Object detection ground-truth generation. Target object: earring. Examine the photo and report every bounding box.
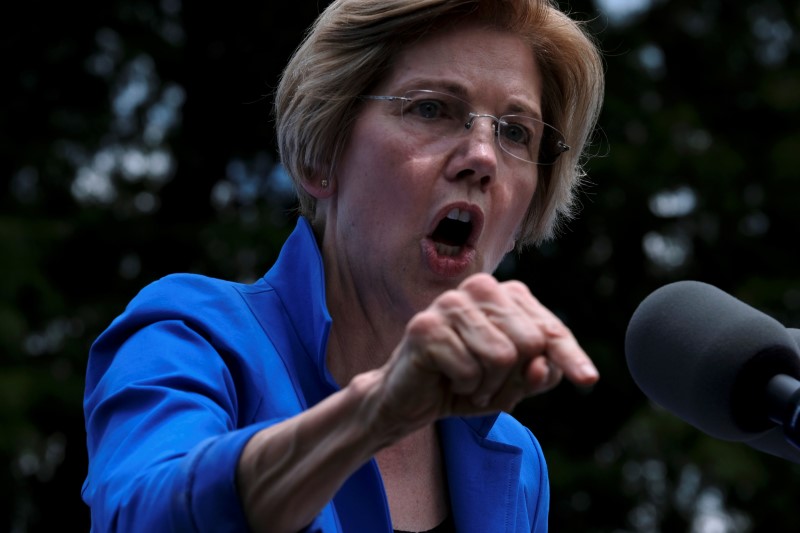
[321,179,329,188]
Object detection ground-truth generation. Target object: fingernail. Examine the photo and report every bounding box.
[579,363,599,381]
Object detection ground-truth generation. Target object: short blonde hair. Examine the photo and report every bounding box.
[276,0,604,246]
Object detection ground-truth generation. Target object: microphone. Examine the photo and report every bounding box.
[625,280,800,463]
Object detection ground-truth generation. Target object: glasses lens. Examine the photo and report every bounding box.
[399,90,468,138]
[497,116,567,165]
[396,90,567,165]
[497,116,539,164]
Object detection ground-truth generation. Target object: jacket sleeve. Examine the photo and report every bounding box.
[82,272,378,533]
[82,312,279,532]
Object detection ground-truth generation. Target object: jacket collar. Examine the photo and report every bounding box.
[260,217,338,402]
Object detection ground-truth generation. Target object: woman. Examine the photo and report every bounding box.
[82,0,605,531]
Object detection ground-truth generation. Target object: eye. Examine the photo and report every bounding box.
[408,98,446,120]
[500,121,532,146]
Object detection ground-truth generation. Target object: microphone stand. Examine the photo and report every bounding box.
[766,374,800,449]
[770,328,800,450]
[765,374,800,450]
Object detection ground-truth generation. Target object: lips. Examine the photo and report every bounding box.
[422,203,484,277]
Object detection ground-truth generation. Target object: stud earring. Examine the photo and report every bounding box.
[321,179,329,188]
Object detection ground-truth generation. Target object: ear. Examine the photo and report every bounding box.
[505,239,516,254]
[505,226,522,254]
[299,173,336,199]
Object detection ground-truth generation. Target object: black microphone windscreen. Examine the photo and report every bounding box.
[625,280,800,442]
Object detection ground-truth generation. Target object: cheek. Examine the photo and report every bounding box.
[490,177,537,255]
[336,133,431,229]
[338,118,419,184]
[505,176,538,224]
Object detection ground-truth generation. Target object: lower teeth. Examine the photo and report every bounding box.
[434,243,461,257]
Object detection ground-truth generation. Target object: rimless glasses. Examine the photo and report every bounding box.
[361,89,569,165]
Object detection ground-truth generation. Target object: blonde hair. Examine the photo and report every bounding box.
[276,0,604,246]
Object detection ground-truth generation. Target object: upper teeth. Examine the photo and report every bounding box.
[446,208,472,223]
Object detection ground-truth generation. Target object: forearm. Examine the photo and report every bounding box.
[237,369,406,533]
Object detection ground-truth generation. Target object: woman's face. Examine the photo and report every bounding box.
[316,21,544,316]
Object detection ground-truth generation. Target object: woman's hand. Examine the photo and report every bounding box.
[237,273,598,533]
[374,273,599,433]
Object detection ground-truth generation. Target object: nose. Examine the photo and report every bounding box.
[463,114,503,159]
[451,114,499,188]
[464,113,500,135]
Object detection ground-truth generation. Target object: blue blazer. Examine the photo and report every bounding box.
[83,217,550,532]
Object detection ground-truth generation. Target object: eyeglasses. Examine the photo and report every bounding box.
[361,89,569,165]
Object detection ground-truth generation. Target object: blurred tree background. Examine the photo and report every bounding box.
[2,0,799,531]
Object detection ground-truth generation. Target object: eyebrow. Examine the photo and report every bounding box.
[397,78,470,99]
[396,78,541,118]
[506,101,541,118]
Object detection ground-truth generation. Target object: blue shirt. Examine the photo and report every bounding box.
[83,217,550,532]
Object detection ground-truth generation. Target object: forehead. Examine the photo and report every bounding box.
[378,21,542,110]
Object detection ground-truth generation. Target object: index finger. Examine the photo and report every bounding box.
[539,319,599,387]
[503,281,599,387]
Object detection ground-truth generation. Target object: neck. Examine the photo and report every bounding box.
[377,425,450,531]
[316,226,411,387]
[325,313,400,387]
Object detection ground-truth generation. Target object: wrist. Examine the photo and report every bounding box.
[347,368,415,453]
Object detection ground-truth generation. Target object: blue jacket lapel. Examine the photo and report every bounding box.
[439,416,524,533]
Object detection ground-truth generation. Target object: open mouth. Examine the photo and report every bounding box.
[430,208,475,257]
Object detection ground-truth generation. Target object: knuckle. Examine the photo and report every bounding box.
[434,289,470,311]
[544,318,573,339]
[458,273,500,296]
[503,279,530,294]
[503,279,536,299]
[489,342,518,368]
[406,309,445,337]
[522,331,547,355]
[453,362,482,385]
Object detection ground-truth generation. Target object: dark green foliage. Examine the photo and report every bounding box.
[2,0,799,530]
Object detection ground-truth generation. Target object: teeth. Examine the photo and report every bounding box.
[434,242,461,257]
[446,208,472,223]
